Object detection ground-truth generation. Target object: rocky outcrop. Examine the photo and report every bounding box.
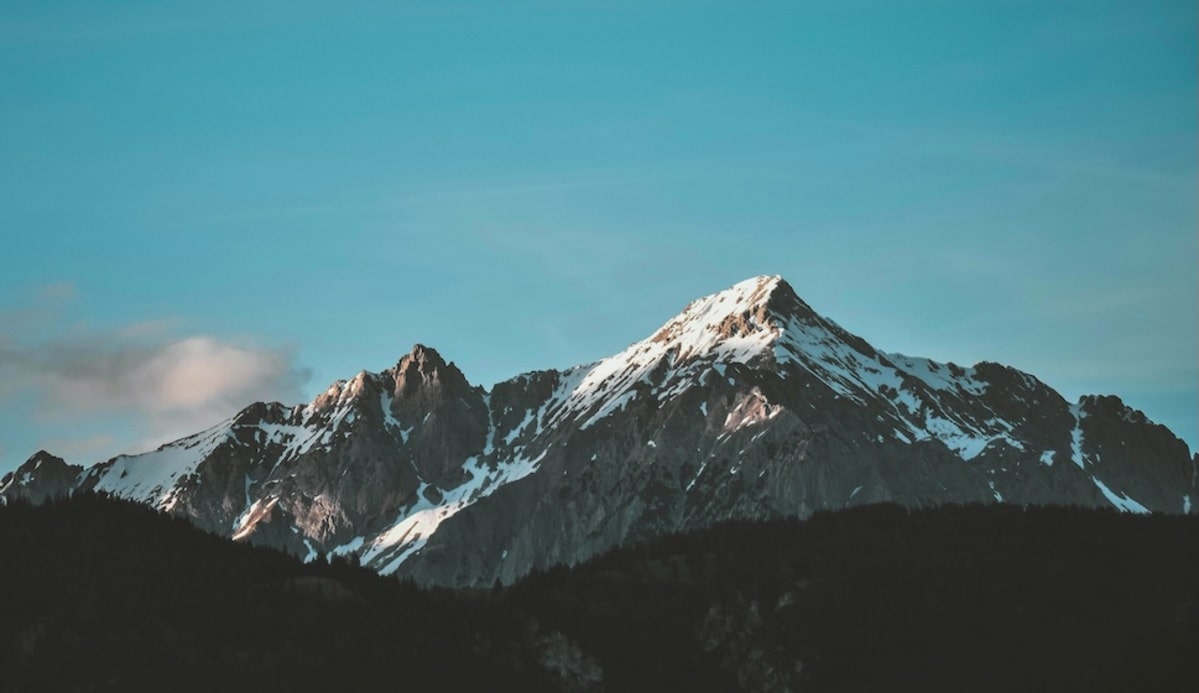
[0,451,81,505]
[5,276,1194,587]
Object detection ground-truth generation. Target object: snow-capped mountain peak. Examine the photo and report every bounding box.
[652,274,787,352]
[530,276,810,432]
[6,275,1194,588]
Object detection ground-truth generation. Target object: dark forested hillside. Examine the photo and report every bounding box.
[0,494,556,692]
[2,495,1196,691]
[509,504,1199,692]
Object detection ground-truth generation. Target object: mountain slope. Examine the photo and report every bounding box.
[6,275,1195,586]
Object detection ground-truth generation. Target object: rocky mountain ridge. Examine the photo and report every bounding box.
[4,275,1195,587]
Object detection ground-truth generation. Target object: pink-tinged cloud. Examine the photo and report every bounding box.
[42,336,306,415]
[0,288,310,464]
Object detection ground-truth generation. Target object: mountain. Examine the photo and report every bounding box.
[5,275,1195,587]
[0,451,81,505]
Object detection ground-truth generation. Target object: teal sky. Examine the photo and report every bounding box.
[1,1,1195,474]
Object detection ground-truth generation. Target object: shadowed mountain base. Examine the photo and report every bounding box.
[2,494,1195,691]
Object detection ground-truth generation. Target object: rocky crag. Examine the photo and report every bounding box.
[4,276,1194,587]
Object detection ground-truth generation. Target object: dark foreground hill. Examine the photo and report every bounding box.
[0,494,555,692]
[1,495,1196,691]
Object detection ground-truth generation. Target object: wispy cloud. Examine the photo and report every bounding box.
[24,335,308,419]
[0,284,310,463]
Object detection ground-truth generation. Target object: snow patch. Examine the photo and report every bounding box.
[722,389,782,432]
[232,496,278,541]
[884,353,988,396]
[94,420,231,509]
[528,277,785,432]
[1069,403,1087,469]
[1092,477,1149,514]
[329,535,365,558]
[380,392,413,444]
[918,416,1025,461]
[686,458,710,492]
[363,450,548,574]
[504,407,537,445]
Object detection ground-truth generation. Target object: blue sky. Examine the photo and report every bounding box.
[1,0,1195,473]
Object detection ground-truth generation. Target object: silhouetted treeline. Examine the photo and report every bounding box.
[510,503,1199,692]
[2,495,1196,691]
[0,493,555,691]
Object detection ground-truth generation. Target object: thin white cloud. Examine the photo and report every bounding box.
[0,285,310,464]
[33,335,307,417]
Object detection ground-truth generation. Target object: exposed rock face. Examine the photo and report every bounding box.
[0,451,82,505]
[5,276,1195,586]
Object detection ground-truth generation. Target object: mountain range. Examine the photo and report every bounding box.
[3,275,1194,587]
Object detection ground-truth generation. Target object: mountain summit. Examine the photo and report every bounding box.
[5,276,1194,586]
